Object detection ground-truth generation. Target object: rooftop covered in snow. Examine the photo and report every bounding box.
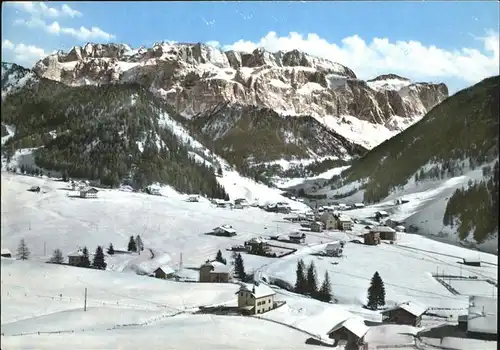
[238,282,275,299]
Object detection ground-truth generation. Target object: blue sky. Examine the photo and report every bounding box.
[2,1,499,92]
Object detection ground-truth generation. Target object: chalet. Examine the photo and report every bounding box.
[79,187,99,199]
[320,212,337,230]
[310,221,324,232]
[289,232,306,244]
[266,203,291,214]
[466,295,497,340]
[381,301,427,327]
[352,203,365,209]
[338,215,353,231]
[371,226,397,241]
[245,238,271,253]
[375,210,389,221]
[363,231,381,245]
[234,204,244,209]
[212,225,237,237]
[463,257,481,267]
[1,249,12,258]
[236,282,276,315]
[68,250,85,266]
[199,261,230,283]
[325,242,343,257]
[326,318,368,348]
[187,195,199,202]
[154,265,175,279]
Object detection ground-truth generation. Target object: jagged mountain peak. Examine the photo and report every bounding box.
[367,73,410,82]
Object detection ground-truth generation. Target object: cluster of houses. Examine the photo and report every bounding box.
[211,198,252,210]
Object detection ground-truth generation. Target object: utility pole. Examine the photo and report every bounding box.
[84,288,87,312]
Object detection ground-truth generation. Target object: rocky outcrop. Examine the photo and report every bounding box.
[33,42,448,124]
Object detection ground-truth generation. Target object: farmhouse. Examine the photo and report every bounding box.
[154,265,175,279]
[320,212,337,230]
[462,257,481,267]
[236,282,276,315]
[325,242,343,257]
[234,198,247,205]
[1,249,12,258]
[245,238,271,253]
[79,187,99,198]
[310,221,324,232]
[67,250,85,266]
[363,231,381,245]
[465,295,497,340]
[288,232,306,244]
[326,318,368,347]
[212,225,237,236]
[199,261,230,283]
[371,226,397,241]
[338,215,353,231]
[381,301,427,327]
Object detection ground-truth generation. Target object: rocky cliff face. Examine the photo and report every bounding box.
[33,42,449,143]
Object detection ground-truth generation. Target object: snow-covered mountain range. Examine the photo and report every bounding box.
[31,42,448,150]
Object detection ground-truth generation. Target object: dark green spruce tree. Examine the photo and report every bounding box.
[318,271,332,302]
[80,247,91,268]
[215,250,227,264]
[234,253,246,281]
[306,261,318,297]
[367,271,385,310]
[92,246,107,270]
[127,236,137,252]
[107,243,115,255]
[294,259,307,294]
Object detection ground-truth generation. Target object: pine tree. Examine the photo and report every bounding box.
[127,236,137,252]
[294,259,307,294]
[375,272,386,308]
[135,235,144,251]
[80,246,91,268]
[367,271,385,310]
[234,253,246,281]
[306,261,318,296]
[17,239,30,260]
[50,249,64,264]
[215,250,227,265]
[92,246,107,270]
[318,271,332,302]
[107,243,115,255]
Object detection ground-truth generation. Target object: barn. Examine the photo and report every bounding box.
[381,301,427,327]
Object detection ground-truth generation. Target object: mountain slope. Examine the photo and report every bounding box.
[32,43,448,151]
[313,75,499,244]
[1,78,230,198]
[1,62,37,99]
[188,103,367,169]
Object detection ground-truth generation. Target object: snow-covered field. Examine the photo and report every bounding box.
[2,172,498,349]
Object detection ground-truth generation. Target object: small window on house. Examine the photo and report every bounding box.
[240,292,243,296]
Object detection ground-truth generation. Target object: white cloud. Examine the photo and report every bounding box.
[2,39,47,66]
[205,41,221,48]
[222,31,499,85]
[11,2,80,18]
[61,4,82,18]
[14,18,115,41]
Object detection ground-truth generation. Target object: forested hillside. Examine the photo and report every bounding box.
[1,79,229,199]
